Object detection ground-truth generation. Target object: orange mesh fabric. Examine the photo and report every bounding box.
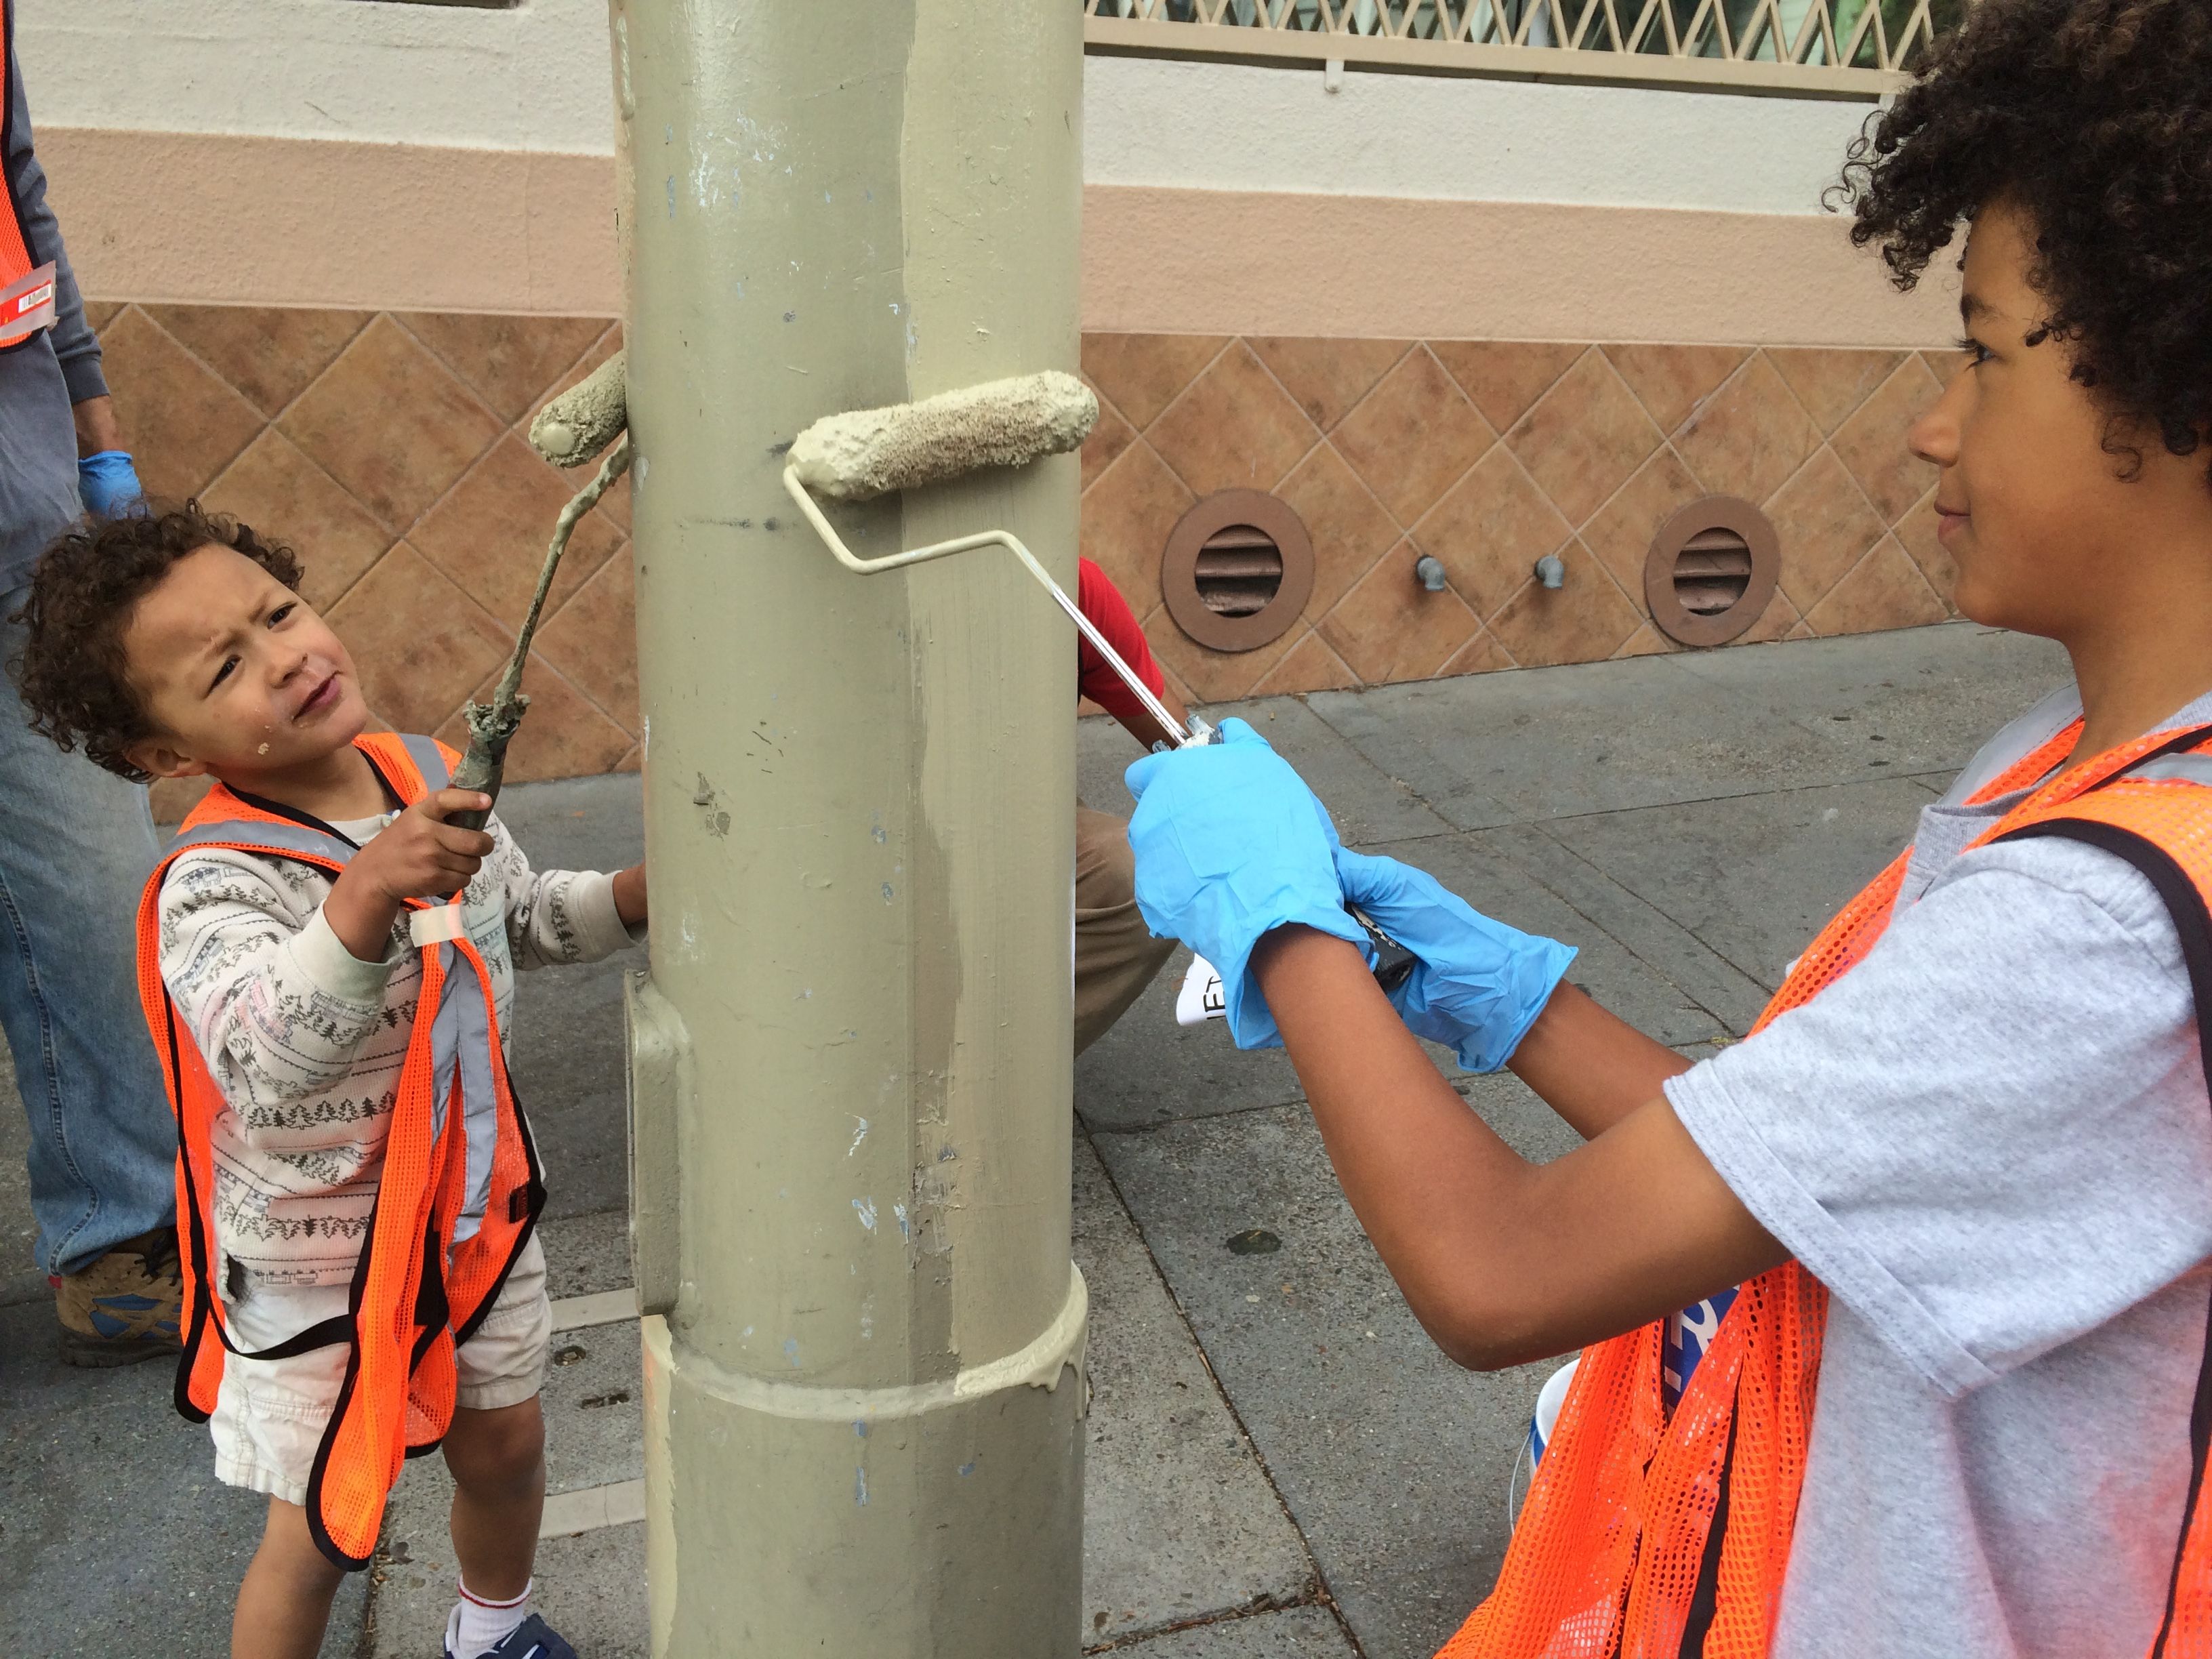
[0,0,37,284]
[1439,719,2104,1659]
[133,733,540,1570]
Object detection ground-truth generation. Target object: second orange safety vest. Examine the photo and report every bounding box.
[134,733,544,1570]
[1442,708,2212,1658]
[0,0,60,349]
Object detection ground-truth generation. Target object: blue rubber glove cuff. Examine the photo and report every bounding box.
[78,450,144,518]
[1125,718,1370,1050]
[1334,846,1576,1073]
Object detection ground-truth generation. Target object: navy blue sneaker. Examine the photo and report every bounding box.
[445,1613,579,1659]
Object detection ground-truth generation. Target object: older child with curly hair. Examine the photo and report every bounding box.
[1121,1,2212,1654]
[14,506,647,1659]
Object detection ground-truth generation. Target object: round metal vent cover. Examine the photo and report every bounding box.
[1644,495,1781,649]
[1162,489,1315,654]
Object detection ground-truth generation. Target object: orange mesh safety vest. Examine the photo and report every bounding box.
[0,0,61,349]
[1443,707,2212,1659]
[134,733,544,1570]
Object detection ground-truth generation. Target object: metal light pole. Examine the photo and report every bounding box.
[612,1,1087,1651]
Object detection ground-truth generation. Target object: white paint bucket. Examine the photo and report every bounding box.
[1506,1355,1580,1528]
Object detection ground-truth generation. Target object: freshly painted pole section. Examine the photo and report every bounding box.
[613,1,1086,1652]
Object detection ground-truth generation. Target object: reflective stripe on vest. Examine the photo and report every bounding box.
[134,733,544,1571]
[1443,716,2212,1659]
[0,0,59,350]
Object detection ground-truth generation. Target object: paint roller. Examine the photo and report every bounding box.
[780,372,1214,751]
[779,373,1416,1018]
[446,355,632,831]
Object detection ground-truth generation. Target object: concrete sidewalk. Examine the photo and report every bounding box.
[0,621,2069,1657]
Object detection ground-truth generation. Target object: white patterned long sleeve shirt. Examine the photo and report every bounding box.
[156,809,640,1288]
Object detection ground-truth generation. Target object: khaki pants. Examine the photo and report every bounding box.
[1075,806,1177,1054]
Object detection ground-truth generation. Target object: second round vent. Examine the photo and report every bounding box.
[1192,525,1285,617]
[1644,496,1780,649]
[1162,489,1314,653]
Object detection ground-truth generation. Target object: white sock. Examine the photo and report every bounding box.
[445,1577,533,1658]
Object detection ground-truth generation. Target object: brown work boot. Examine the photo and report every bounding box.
[53,1227,184,1368]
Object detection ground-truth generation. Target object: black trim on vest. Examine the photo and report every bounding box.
[2107,726,2212,786]
[1678,1409,1740,1658]
[222,788,363,851]
[1996,817,2212,1658]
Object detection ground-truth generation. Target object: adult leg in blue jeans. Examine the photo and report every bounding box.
[1,30,180,1364]
[0,577,179,1364]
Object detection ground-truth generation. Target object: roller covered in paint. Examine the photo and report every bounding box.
[529,349,630,469]
[781,371,1204,747]
[786,370,1097,503]
[782,373,1416,1005]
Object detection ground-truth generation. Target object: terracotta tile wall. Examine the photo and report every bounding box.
[1079,335,1963,705]
[77,303,634,822]
[81,305,1960,816]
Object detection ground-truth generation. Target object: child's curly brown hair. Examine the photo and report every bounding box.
[1835,0,2212,482]
[12,504,305,782]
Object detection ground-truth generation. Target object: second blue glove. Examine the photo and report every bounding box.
[1334,846,1576,1073]
[1124,718,1369,1049]
[78,451,144,518]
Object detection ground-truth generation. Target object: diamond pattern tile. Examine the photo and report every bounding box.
[1411,447,1573,621]
[1080,333,1227,430]
[1612,622,1673,660]
[1767,348,1908,436]
[145,305,373,419]
[1763,447,1888,613]
[325,542,510,736]
[436,655,634,787]
[1081,395,1139,491]
[1273,443,1401,623]
[1429,340,1584,433]
[1891,488,1957,611]
[1673,353,1823,508]
[1146,342,1320,497]
[1440,630,1515,677]
[1319,540,1480,684]
[1080,440,1195,617]
[1802,535,1948,637]
[282,316,503,533]
[409,433,624,628]
[1484,539,1643,669]
[1332,348,1494,527]
[1603,344,1748,436]
[1248,337,1412,432]
[1830,356,1945,525]
[202,428,394,613]
[535,545,639,734]
[1250,628,1359,697]
[1141,602,1302,705]
[1578,445,1704,598]
[98,308,265,502]
[1506,350,1664,527]
[403,312,611,425]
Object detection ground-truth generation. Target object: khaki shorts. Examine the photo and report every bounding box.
[209,1234,550,1507]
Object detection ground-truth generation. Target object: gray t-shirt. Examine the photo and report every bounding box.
[1665,686,2212,1659]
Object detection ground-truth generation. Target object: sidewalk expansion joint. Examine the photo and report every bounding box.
[539,1477,647,1539]
[549,1287,640,1332]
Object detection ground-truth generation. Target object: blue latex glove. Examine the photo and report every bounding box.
[78,451,144,517]
[1334,846,1577,1073]
[1125,718,1370,1049]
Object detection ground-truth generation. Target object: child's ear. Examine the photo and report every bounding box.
[125,739,208,781]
